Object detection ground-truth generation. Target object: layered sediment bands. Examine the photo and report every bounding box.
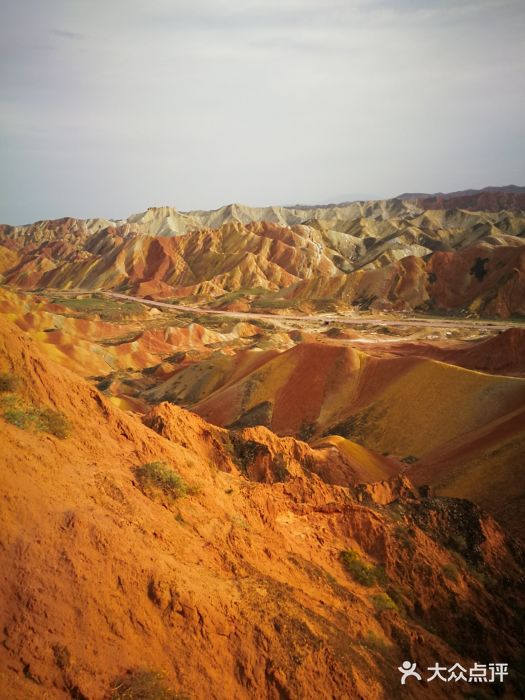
[375,328,525,377]
[282,244,525,317]
[2,198,524,317]
[184,342,525,455]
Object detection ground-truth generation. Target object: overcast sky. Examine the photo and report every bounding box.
[1,0,524,224]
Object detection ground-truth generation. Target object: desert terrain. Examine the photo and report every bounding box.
[1,190,525,699]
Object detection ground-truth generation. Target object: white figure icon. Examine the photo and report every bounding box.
[398,661,422,685]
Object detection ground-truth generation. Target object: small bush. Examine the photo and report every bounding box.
[109,669,188,700]
[0,373,18,393]
[134,462,196,501]
[340,549,387,587]
[371,592,398,613]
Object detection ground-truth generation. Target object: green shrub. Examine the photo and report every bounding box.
[109,669,188,700]
[340,549,387,587]
[4,408,32,429]
[0,373,18,393]
[385,584,406,611]
[134,462,196,501]
[371,592,399,613]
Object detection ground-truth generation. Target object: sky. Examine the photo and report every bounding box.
[1,0,524,224]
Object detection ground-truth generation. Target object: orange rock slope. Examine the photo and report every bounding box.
[1,321,525,698]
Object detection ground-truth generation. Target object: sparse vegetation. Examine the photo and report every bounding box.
[0,382,71,438]
[100,331,143,346]
[385,584,406,612]
[359,631,390,654]
[38,408,71,438]
[229,514,250,531]
[340,549,387,587]
[134,461,197,501]
[109,669,188,700]
[371,592,399,613]
[50,294,147,321]
[3,406,71,437]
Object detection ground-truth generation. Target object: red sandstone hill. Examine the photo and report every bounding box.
[147,339,525,535]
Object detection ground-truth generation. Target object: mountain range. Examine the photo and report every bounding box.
[1,187,524,318]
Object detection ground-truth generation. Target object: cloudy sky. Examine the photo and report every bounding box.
[1,0,524,224]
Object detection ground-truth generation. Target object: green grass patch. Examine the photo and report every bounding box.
[50,295,147,321]
[3,405,71,438]
[109,669,188,700]
[134,461,198,501]
[340,549,388,587]
[251,298,293,310]
[1,384,71,439]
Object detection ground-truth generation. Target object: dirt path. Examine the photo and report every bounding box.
[101,291,521,332]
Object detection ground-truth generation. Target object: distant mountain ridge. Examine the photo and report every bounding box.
[397,185,525,199]
[396,185,525,212]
